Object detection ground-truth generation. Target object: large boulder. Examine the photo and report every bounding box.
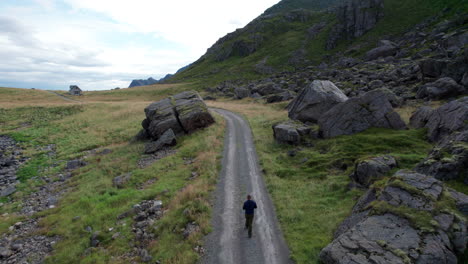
[253,82,284,96]
[320,170,467,264]
[234,87,250,99]
[421,97,468,142]
[173,92,215,132]
[272,120,317,145]
[318,90,406,138]
[350,155,397,187]
[366,40,398,61]
[142,91,214,140]
[288,80,348,123]
[416,77,465,100]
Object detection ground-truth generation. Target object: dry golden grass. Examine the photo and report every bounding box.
[207,99,288,121]
[395,100,444,124]
[0,87,78,108]
[80,83,192,103]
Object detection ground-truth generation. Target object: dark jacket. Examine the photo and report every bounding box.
[243,200,257,215]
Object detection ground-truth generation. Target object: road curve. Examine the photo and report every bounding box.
[201,108,292,264]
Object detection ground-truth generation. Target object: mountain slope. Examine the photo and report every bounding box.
[170,0,467,86]
[262,0,342,16]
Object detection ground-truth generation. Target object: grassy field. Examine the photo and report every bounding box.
[208,99,433,263]
[0,85,225,263]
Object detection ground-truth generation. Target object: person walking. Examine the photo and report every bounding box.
[243,194,257,238]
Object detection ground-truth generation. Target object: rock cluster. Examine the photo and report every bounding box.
[411,97,468,183]
[0,136,26,197]
[320,170,467,264]
[0,219,58,264]
[131,200,164,263]
[141,91,215,153]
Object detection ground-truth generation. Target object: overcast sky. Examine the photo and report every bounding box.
[0,0,280,90]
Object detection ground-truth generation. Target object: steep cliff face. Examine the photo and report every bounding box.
[326,0,385,49]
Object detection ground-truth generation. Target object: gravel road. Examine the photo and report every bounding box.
[201,108,292,264]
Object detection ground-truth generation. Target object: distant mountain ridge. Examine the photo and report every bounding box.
[128,64,191,88]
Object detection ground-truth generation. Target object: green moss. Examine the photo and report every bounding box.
[370,201,438,232]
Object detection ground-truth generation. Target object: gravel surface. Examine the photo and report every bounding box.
[200,109,292,264]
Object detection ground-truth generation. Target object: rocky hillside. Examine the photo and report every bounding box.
[170,0,466,86]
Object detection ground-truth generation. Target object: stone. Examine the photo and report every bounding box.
[409,106,433,128]
[265,91,294,103]
[90,232,100,247]
[183,222,200,239]
[113,173,132,189]
[254,82,283,96]
[351,155,397,187]
[0,247,13,258]
[0,186,16,197]
[273,120,316,145]
[144,129,177,154]
[66,159,87,170]
[366,40,398,61]
[173,92,215,133]
[415,130,468,182]
[234,87,250,99]
[140,249,153,263]
[448,189,468,215]
[143,91,214,140]
[419,59,449,78]
[318,90,406,138]
[416,77,465,100]
[288,80,348,123]
[424,97,468,142]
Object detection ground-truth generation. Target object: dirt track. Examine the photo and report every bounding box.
[201,108,292,264]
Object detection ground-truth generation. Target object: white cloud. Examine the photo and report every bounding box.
[0,0,280,90]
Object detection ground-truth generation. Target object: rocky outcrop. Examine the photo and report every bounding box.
[416,77,466,100]
[350,155,397,187]
[411,97,468,142]
[0,136,26,197]
[144,129,177,154]
[366,40,398,61]
[288,80,348,123]
[326,0,385,50]
[320,170,467,264]
[318,90,406,138]
[142,91,215,141]
[272,120,318,145]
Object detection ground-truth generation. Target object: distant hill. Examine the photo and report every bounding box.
[170,0,467,86]
[262,0,342,16]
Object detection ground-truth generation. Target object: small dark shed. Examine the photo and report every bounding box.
[69,85,82,95]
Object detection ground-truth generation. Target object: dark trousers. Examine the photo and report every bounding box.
[245,214,254,237]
